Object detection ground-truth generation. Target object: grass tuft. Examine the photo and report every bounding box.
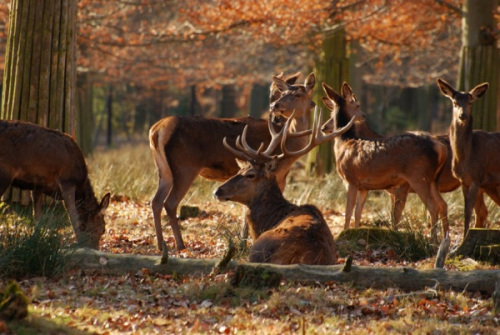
[0,203,70,279]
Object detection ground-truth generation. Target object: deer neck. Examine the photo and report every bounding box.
[75,179,99,219]
[449,118,473,169]
[245,182,296,239]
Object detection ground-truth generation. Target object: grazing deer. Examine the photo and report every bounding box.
[0,120,110,249]
[321,82,449,239]
[437,78,497,237]
[149,73,314,251]
[339,103,488,228]
[214,108,357,265]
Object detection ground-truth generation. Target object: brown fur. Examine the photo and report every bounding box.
[322,82,449,239]
[336,108,488,228]
[437,78,497,237]
[0,120,110,249]
[149,73,314,251]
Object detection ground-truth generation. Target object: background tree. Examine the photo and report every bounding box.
[1,0,77,133]
[458,0,499,131]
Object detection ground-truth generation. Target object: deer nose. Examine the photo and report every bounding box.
[213,188,223,200]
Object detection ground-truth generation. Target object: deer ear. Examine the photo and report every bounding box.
[235,158,248,169]
[99,193,111,214]
[436,78,456,99]
[272,76,289,92]
[470,82,489,101]
[341,82,354,99]
[322,83,341,104]
[285,72,301,85]
[304,73,315,92]
[322,96,335,110]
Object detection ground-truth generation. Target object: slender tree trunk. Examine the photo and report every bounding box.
[106,85,113,147]
[220,84,238,117]
[458,0,499,131]
[307,26,349,174]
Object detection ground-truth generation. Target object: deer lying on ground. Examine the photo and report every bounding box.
[0,120,110,249]
[214,108,357,265]
[149,72,315,251]
[338,99,488,228]
[437,78,498,238]
[321,82,449,239]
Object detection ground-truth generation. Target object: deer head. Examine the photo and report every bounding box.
[214,107,357,205]
[269,72,316,119]
[437,79,489,125]
[321,82,365,133]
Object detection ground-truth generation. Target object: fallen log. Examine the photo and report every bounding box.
[67,248,500,295]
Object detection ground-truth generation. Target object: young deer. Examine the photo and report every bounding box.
[321,82,449,239]
[149,73,314,251]
[0,120,110,249]
[339,101,488,228]
[214,108,357,265]
[437,78,497,237]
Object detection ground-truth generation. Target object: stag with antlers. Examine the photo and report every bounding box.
[149,72,314,251]
[321,82,449,240]
[437,79,498,238]
[214,108,357,265]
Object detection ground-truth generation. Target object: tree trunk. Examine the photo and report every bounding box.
[249,83,268,118]
[0,0,77,203]
[105,85,113,147]
[453,228,500,264]
[307,26,349,174]
[1,0,77,132]
[68,248,500,295]
[458,0,499,131]
[76,72,94,155]
[220,84,238,117]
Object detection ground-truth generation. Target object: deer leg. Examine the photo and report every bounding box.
[390,184,410,229]
[31,190,44,222]
[344,184,358,230]
[462,184,479,238]
[429,182,448,237]
[354,190,368,228]
[59,184,82,242]
[473,190,488,228]
[163,168,200,251]
[410,181,442,241]
[151,176,173,250]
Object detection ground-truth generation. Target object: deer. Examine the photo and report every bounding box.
[214,107,357,265]
[336,96,488,229]
[321,82,449,240]
[149,72,315,251]
[436,78,498,238]
[0,120,111,249]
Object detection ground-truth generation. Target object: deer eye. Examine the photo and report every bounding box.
[245,171,257,179]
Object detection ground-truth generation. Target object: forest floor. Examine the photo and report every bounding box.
[2,142,499,334]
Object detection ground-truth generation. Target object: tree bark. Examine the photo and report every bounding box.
[307,26,349,174]
[68,248,500,295]
[1,0,77,133]
[458,0,499,131]
[0,0,78,203]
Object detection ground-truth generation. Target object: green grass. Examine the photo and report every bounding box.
[0,203,71,279]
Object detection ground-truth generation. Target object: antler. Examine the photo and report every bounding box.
[280,106,357,158]
[222,111,296,162]
[223,106,355,163]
